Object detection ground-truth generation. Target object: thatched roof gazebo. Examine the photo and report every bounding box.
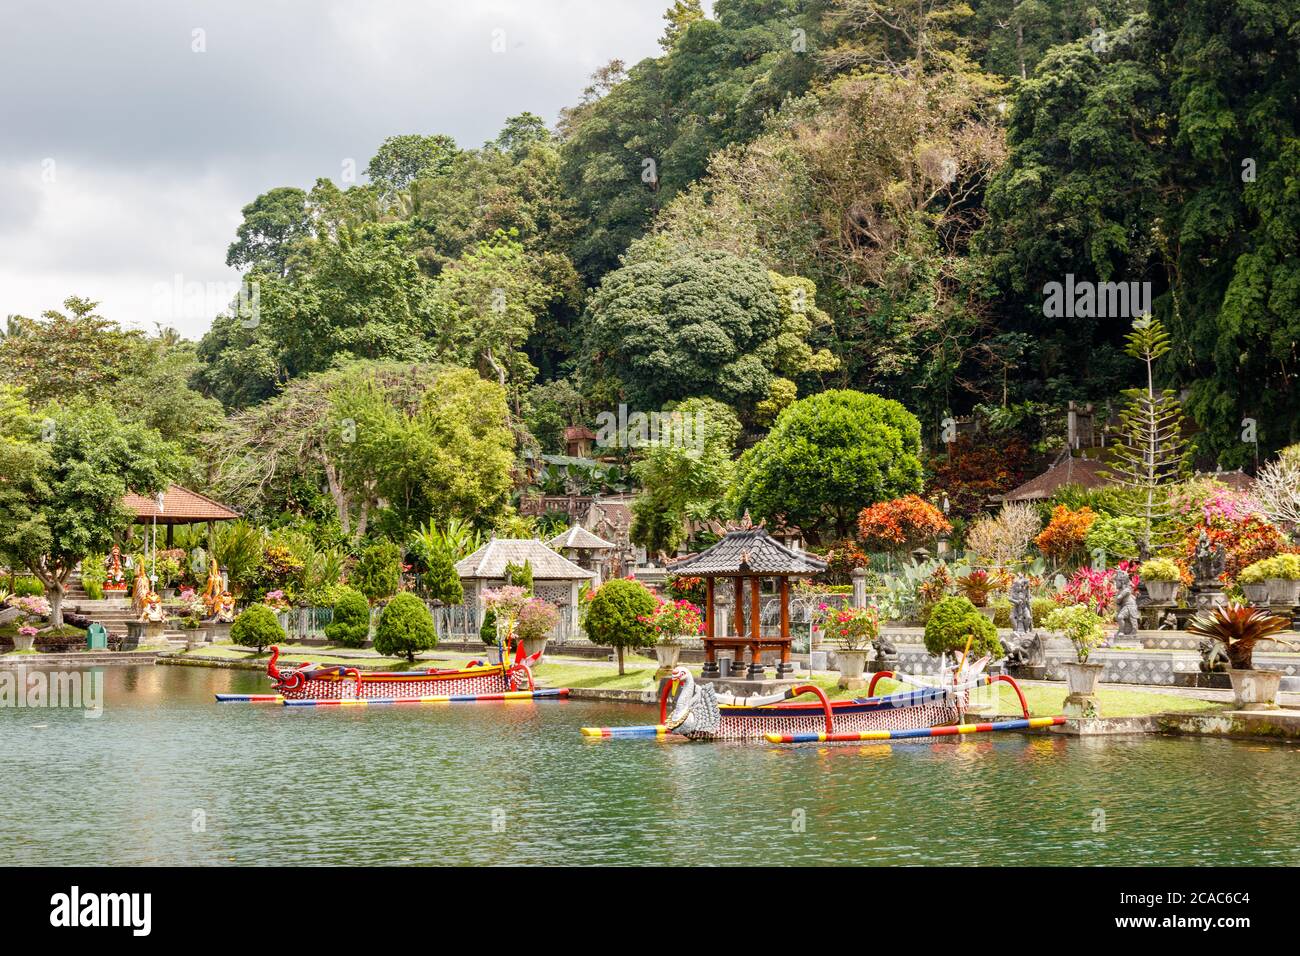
[669,527,826,682]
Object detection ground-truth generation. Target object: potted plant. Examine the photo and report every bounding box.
[639,598,705,671]
[1187,603,1295,710]
[13,624,39,652]
[821,604,879,688]
[1263,554,1300,605]
[1138,558,1182,603]
[179,615,205,650]
[479,585,529,663]
[955,568,1007,615]
[1044,603,1108,718]
[1236,559,1273,605]
[516,597,560,661]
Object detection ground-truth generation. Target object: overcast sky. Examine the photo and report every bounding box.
[0,0,692,338]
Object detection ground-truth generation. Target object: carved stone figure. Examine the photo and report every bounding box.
[201,558,224,617]
[873,631,898,664]
[1156,611,1178,630]
[139,591,165,623]
[1003,630,1042,668]
[132,563,151,614]
[1113,570,1139,640]
[1198,638,1230,673]
[1192,531,1226,583]
[1009,574,1033,636]
[216,591,236,623]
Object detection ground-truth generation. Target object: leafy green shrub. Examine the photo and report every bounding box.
[479,606,498,647]
[373,593,436,662]
[422,540,463,606]
[1045,603,1107,663]
[1030,596,1055,627]
[324,587,370,648]
[923,596,1004,661]
[230,604,284,652]
[503,559,533,592]
[12,577,44,597]
[584,578,657,674]
[353,541,402,604]
[991,598,1011,628]
[1084,514,1144,563]
[1139,558,1181,582]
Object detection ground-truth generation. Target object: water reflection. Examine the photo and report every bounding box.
[0,665,1296,866]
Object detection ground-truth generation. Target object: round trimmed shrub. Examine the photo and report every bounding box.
[373,593,436,662]
[584,578,657,674]
[923,595,1003,661]
[479,606,498,647]
[324,587,370,648]
[230,604,285,652]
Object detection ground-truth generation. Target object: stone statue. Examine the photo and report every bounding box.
[1156,610,1178,631]
[1113,569,1139,640]
[216,590,236,623]
[1192,531,1226,583]
[1198,638,1229,673]
[201,558,224,617]
[103,545,127,592]
[132,562,151,615]
[139,591,165,624]
[1009,574,1033,636]
[1003,630,1042,668]
[873,631,898,664]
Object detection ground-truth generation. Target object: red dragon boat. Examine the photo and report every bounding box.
[581,656,1063,742]
[215,644,568,707]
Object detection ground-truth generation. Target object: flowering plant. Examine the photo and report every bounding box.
[18,625,39,638]
[818,603,879,651]
[263,589,291,611]
[664,575,706,605]
[638,598,705,643]
[13,595,51,619]
[516,597,560,641]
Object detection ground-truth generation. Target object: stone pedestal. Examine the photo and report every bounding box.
[698,676,799,698]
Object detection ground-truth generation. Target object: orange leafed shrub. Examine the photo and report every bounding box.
[857,495,952,554]
[1034,505,1097,562]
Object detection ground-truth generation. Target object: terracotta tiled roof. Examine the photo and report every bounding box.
[455,539,595,580]
[998,453,1110,502]
[547,525,615,550]
[668,528,827,576]
[122,485,240,523]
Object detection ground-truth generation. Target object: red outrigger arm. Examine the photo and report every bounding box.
[869,669,1030,719]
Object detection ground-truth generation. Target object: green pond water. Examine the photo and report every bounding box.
[1,664,1297,866]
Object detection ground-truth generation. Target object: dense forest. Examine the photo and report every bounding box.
[4,0,1298,559]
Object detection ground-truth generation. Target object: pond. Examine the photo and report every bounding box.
[2,665,1296,866]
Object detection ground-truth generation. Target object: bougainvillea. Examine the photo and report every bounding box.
[856,494,952,556]
[816,603,879,650]
[1035,506,1097,564]
[638,598,705,641]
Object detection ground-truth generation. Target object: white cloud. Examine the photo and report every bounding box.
[0,0,672,339]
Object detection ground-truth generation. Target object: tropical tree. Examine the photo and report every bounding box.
[583,578,657,675]
[0,401,181,627]
[1101,316,1190,555]
[732,390,924,541]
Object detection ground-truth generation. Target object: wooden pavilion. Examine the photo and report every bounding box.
[122,485,241,546]
[669,527,826,680]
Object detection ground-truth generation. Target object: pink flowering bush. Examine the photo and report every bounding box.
[638,598,705,643]
[13,595,51,619]
[516,597,560,642]
[18,625,39,638]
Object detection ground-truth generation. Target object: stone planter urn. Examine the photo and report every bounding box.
[836,648,870,690]
[521,635,548,662]
[1061,661,1104,718]
[1227,668,1283,710]
[12,633,37,652]
[1145,580,1179,604]
[654,641,683,670]
[1265,578,1300,605]
[976,605,998,621]
[1241,582,1272,605]
[185,631,207,651]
